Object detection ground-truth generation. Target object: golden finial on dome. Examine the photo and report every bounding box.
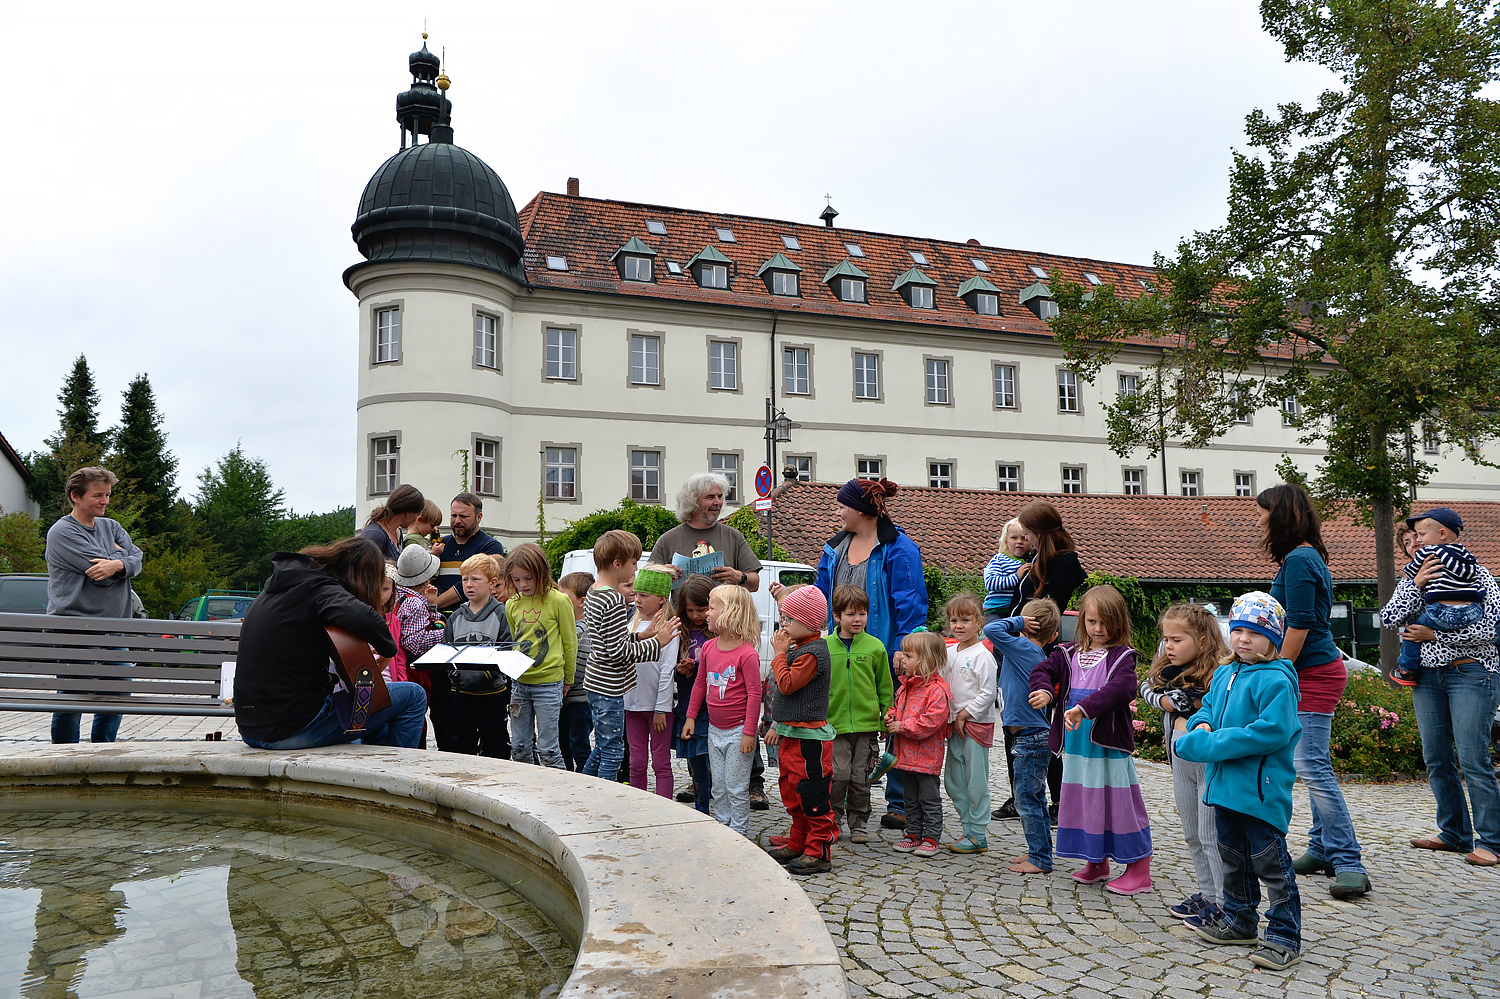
[437,46,449,89]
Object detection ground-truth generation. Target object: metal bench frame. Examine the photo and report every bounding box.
[0,612,239,717]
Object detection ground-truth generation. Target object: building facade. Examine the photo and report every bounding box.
[349,44,1498,548]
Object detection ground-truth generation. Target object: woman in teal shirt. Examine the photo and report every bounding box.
[1259,484,1371,901]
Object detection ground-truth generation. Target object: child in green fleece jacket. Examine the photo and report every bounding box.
[825,585,894,842]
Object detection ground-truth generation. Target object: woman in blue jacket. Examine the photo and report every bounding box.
[814,477,928,827]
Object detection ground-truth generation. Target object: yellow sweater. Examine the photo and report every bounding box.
[505,589,578,686]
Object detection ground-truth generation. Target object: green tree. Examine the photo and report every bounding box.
[1050,0,1500,669]
[0,511,46,573]
[195,445,286,589]
[540,499,682,575]
[130,543,230,618]
[26,355,110,524]
[723,506,794,563]
[270,506,356,555]
[109,374,179,538]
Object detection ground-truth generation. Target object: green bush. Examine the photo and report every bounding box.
[923,566,986,632]
[724,505,793,562]
[0,511,45,573]
[541,499,685,575]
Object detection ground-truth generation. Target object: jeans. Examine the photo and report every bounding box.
[559,700,593,771]
[1215,807,1301,952]
[511,680,565,769]
[1412,660,1500,853]
[1398,602,1485,670]
[242,682,428,750]
[1293,711,1366,874]
[1012,729,1054,871]
[706,724,755,835]
[883,732,906,814]
[51,711,122,744]
[686,752,712,814]
[582,692,626,782]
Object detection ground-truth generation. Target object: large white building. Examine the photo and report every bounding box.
[348,42,1498,549]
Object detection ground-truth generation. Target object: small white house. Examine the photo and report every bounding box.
[0,432,37,519]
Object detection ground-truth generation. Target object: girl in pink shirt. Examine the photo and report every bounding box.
[683,585,763,836]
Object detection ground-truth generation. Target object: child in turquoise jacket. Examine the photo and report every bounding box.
[1175,591,1303,973]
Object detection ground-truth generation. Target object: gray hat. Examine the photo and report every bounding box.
[394,544,440,587]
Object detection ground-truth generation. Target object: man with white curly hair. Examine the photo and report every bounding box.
[648,472,762,592]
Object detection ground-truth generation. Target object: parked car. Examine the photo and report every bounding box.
[558,549,816,666]
[0,574,48,615]
[175,590,258,622]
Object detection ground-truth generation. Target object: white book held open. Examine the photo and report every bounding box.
[412,643,536,681]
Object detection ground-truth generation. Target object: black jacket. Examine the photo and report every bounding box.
[1017,549,1087,611]
[235,552,398,741]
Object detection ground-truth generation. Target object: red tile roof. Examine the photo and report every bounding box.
[517,192,1157,340]
[762,482,1500,584]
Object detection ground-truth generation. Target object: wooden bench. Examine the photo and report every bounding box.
[0,611,240,718]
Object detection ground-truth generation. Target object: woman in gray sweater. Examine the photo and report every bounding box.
[45,466,144,743]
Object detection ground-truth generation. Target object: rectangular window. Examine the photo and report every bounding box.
[839,278,865,303]
[1029,264,1049,279]
[853,352,880,400]
[372,436,398,494]
[784,347,810,396]
[971,258,990,272]
[473,438,498,495]
[374,307,400,364]
[928,461,953,488]
[1058,369,1080,412]
[1232,385,1251,424]
[1180,470,1201,496]
[910,285,934,309]
[545,255,568,271]
[630,334,660,386]
[545,328,578,380]
[1061,466,1084,494]
[622,255,652,282]
[716,227,736,242]
[1234,472,1256,497]
[844,242,864,257]
[1422,422,1440,454]
[1037,299,1060,320]
[975,292,999,316]
[993,364,1016,409]
[1118,373,1140,398]
[1281,396,1300,427]
[630,450,661,502]
[925,358,950,405]
[781,234,801,250]
[772,271,799,296]
[699,263,728,289]
[1122,468,1143,494]
[709,341,738,391]
[856,458,883,480]
[474,313,497,369]
[544,447,576,500]
[710,452,740,502]
[787,455,813,482]
[646,220,667,235]
[996,464,1020,492]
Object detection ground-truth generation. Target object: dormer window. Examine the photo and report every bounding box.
[686,245,733,290]
[825,260,869,303]
[957,275,1002,316]
[757,253,802,297]
[610,236,657,282]
[1019,281,1058,319]
[893,267,937,310]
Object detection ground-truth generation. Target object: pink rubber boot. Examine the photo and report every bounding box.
[1071,860,1111,884]
[1105,856,1153,895]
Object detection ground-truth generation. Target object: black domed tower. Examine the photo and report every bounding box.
[348,37,523,530]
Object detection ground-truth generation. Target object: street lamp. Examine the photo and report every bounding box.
[764,398,800,557]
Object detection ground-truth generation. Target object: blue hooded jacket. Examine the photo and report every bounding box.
[1174,655,1302,833]
[814,519,928,657]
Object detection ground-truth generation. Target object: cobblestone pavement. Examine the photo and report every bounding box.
[6,714,1497,997]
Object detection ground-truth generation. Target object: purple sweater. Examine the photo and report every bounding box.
[1029,643,1139,754]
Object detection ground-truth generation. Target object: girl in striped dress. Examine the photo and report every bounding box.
[1029,584,1153,895]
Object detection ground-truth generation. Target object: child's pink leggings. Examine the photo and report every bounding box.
[625,710,673,797]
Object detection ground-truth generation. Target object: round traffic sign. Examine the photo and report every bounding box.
[754,464,774,498]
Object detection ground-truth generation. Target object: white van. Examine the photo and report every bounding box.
[558,549,818,666]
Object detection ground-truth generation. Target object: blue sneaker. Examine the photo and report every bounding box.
[867,751,898,784]
[1186,910,1258,946]
[1168,893,1206,919]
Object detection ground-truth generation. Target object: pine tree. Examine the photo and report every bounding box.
[26,355,110,525]
[110,374,179,538]
[195,445,286,589]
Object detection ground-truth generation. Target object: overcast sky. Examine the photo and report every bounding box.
[1,1,1333,514]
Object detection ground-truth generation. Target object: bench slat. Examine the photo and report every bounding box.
[0,612,242,639]
[0,647,243,668]
[2,661,223,681]
[0,629,240,654]
[0,694,234,716]
[1,675,222,695]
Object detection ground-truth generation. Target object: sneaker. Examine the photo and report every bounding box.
[947,836,989,854]
[892,836,920,853]
[786,853,832,875]
[675,782,697,803]
[1249,942,1303,971]
[1186,912,1258,946]
[849,828,870,844]
[992,798,1019,820]
[1292,852,1335,877]
[749,786,770,811]
[766,846,798,864]
[1168,893,1207,919]
[867,751,899,784]
[1329,871,1372,900]
[913,838,940,858]
[1389,665,1419,688]
[880,811,907,829]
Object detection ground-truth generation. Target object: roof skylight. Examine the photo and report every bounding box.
[646,220,667,235]
[545,255,568,271]
[971,258,990,272]
[666,261,683,275]
[909,250,928,265]
[716,227,736,242]
[1084,272,1101,285]
[844,242,865,257]
[781,235,801,250]
[1139,278,1151,290]
[1029,265,1049,279]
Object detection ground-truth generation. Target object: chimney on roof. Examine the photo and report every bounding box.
[567,177,580,197]
[820,202,839,227]
[967,238,981,246]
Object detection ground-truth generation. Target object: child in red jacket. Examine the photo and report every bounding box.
[885,631,952,859]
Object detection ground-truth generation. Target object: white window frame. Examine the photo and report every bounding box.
[630,448,663,503]
[699,263,728,290]
[783,346,811,396]
[622,255,653,282]
[1180,469,1202,497]
[993,363,1017,409]
[543,445,579,502]
[709,451,742,503]
[545,326,579,381]
[472,437,499,497]
[996,463,1022,492]
[472,311,499,370]
[975,292,999,316]
[1057,368,1081,413]
[909,284,935,309]
[856,456,885,480]
[928,460,954,488]
[786,454,814,483]
[924,356,952,406]
[371,434,399,495]
[1118,372,1141,399]
[630,333,661,387]
[1281,396,1301,427]
[853,351,882,401]
[838,277,866,303]
[1422,422,1440,455]
[772,271,799,296]
[1234,471,1256,497]
[373,305,402,365]
[1060,465,1085,494]
[708,339,740,392]
[1122,467,1144,495]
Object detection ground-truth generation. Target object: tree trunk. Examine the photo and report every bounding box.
[1370,493,1398,683]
